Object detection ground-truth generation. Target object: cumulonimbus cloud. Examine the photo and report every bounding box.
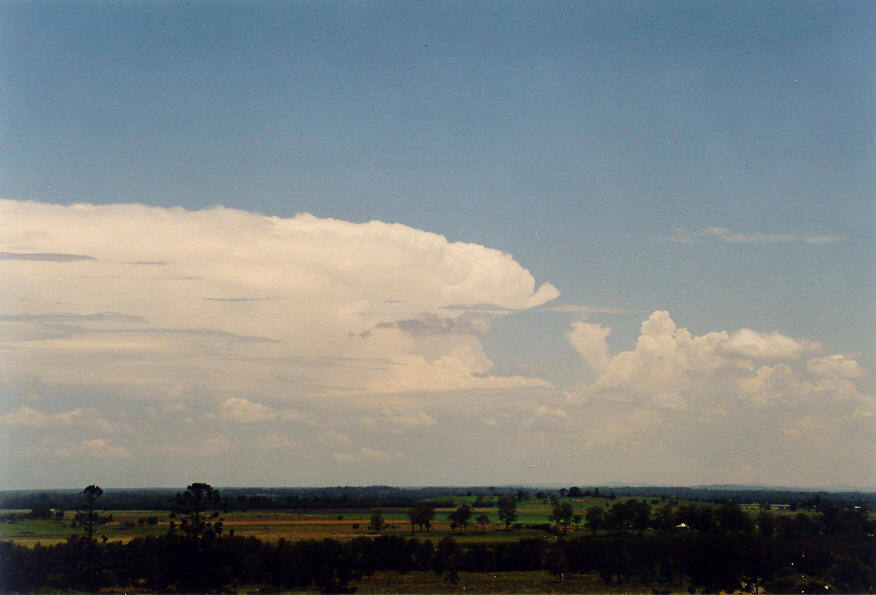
[0,199,558,400]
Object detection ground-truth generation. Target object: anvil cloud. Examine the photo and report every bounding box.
[0,199,558,401]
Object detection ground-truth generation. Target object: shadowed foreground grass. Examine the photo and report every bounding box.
[352,570,664,593]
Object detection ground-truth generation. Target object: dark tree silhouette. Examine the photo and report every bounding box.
[406,503,435,533]
[368,511,386,532]
[448,503,473,533]
[497,494,518,530]
[550,501,574,532]
[169,482,223,541]
[586,504,605,532]
[71,484,112,588]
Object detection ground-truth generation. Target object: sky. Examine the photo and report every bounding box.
[0,1,873,490]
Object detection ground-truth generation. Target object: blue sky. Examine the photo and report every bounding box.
[0,1,873,488]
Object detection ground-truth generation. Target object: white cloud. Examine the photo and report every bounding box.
[79,438,132,458]
[572,311,736,406]
[782,415,827,437]
[720,328,821,360]
[216,397,276,422]
[551,311,874,485]
[524,405,571,432]
[0,199,557,401]
[567,310,870,412]
[0,405,49,427]
[807,354,864,379]
[0,405,126,432]
[566,321,612,371]
[739,363,812,405]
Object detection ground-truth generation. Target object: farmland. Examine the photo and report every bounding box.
[1,486,874,593]
[0,493,801,547]
[0,498,631,546]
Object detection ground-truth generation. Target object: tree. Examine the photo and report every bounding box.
[626,499,651,532]
[654,503,676,531]
[368,511,386,532]
[72,485,112,589]
[169,482,223,541]
[586,504,605,533]
[567,486,584,498]
[550,501,575,532]
[475,513,490,533]
[73,485,112,542]
[406,503,435,533]
[448,503,473,532]
[496,494,518,530]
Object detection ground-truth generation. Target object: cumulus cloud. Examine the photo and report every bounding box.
[524,405,571,432]
[566,321,612,371]
[79,438,132,458]
[553,312,874,484]
[0,405,126,432]
[216,398,276,422]
[720,328,821,360]
[567,311,868,411]
[0,199,557,400]
[571,311,736,407]
[807,354,864,379]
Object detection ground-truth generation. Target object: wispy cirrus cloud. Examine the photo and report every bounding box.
[662,227,844,244]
